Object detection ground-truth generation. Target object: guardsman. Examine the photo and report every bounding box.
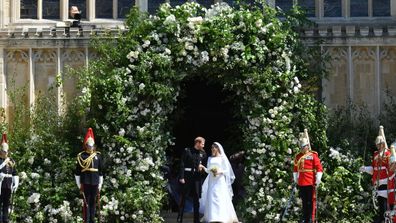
[293,129,323,223]
[0,133,18,223]
[75,128,103,223]
[360,126,392,223]
[178,136,207,223]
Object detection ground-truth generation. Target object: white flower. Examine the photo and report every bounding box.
[139,83,145,90]
[119,128,125,136]
[164,14,176,25]
[20,171,28,180]
[28,156,34,165]
[255,19,263,28]
[28,193,41,203]
[187,16,203,24]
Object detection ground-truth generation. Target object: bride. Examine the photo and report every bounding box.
[199,142,239,223]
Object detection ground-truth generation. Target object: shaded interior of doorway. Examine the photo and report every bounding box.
[168,77,243,160]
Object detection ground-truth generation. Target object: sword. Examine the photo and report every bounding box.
[97,188,101,223]
[279,183,296,222]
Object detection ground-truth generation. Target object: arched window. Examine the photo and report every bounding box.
[69,0,87,19]
[96,0,113,18]
[299,0,315,17]
[20,0,38,19]
[373,0,390,17]
[324,0,342,17]
[148,0,165,14]
[118,0,136,18]
[350,0,368,17]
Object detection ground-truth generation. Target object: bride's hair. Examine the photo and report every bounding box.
[211,143,221,154]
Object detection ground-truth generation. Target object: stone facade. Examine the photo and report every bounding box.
[0,0,395,119]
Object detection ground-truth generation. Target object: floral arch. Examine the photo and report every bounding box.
[85,2,328,222]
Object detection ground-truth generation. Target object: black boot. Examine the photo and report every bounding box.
[177,212,183,223]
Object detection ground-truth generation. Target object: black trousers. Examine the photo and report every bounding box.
[299,185,314,223]
[374,196,387,223]
[0,188,11,223]
[179,178,201,223]
[83,184,98,223]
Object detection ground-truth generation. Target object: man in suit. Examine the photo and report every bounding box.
[178,136,207,223]
[75,128,103,223]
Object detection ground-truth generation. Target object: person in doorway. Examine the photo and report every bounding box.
[293,129,323,223]
[360,126,393,223]
[200,142,239,223]
[0,133,18,223]
[178,136,207,223]
[75,128,103,223]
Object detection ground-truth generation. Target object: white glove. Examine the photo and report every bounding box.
[391,155,396,163]
[12,176,19,192]
[75,175,81,189]
[360,166,373,174]
[315,172,323,187]
[98,176,103,191]
[293,172,298,184]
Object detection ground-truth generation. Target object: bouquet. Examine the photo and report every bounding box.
[210,166,219,177]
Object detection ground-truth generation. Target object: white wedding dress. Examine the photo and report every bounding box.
[200,156,239,223]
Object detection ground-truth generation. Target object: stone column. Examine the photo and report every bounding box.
[10,0,17,23]
[87,0,95,21]
[392,0,396,17]
[37,0,43,20]
[0,48,6,109]
[114,0,118,19]
[61,0,69,21]
[29,48,35,106]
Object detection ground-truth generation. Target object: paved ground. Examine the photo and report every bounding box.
[161,212,195,223]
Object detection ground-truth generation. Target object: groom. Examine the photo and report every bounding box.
[178,136,207,223]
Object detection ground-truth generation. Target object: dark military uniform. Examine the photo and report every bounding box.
[0,158,16,223]
[178,147,206,223]
[76,151,103,223]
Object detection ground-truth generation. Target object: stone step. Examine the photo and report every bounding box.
[161,212,195,223]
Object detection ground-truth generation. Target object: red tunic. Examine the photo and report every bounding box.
[293,150,323,186]
[372,149,391,187]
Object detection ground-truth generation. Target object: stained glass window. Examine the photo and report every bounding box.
[96,0,113,18]
[194,0,214,8]
[299,0,315,17]
[118,0,135,18]
[373,0,390,17]
[275,0,293,12]
[43,0,60,19]
[324,0,341,17]
[20,0,37,19]
[170,0,187,7]
[148,0,165,14]
[350,0,368,17]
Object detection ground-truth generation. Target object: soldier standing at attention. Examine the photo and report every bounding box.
[178,136,207,223]
[293,129,323,223]
[360,126,392,223]
[75,128,103,223]
[0,133,18,223]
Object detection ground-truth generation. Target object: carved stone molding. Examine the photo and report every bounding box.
[5,50,29,63]
[33,49,57,63]
[61,49,86,63]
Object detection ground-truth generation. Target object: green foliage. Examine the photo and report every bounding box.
[5,84,85,222]
[79,1,328,222]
